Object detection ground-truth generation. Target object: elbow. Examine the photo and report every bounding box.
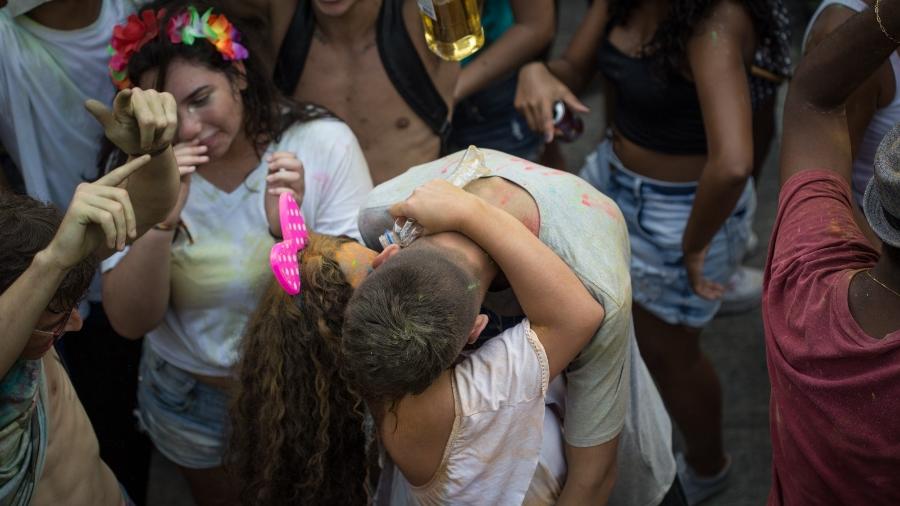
[709,157,753,185]
[103,305,154,340]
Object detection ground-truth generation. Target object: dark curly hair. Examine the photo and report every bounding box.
[228,234,369,506]
[608,0,781,77]
[0,191,97,313]
[100,0,330,170]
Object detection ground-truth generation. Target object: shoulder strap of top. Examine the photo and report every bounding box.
[377,0,450,152]
[273,0,315,96]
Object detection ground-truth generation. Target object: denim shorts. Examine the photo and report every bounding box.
[580,140,754,328]
[136,342,229,469]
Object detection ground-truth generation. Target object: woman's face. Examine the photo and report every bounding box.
[335,242,376,289]
[139,59,245,160]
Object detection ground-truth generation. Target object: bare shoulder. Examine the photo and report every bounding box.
[693,0,756,47]
[687,0,756,70]
[380,370,456,487]
[401,0,460,102]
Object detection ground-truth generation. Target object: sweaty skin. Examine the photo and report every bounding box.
[31,351,120,506]
[264,0,459,185]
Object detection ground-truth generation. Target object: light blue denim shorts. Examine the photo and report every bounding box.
[136,342,229,469]
[580,139,754,328]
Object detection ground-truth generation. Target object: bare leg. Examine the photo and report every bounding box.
[632,303,727,476]
[178,465,238,506]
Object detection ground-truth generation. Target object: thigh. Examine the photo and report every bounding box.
[633,303,702,374]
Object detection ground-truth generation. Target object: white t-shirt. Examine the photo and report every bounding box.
[0,0,137,208]
[103,119,373,376]
[380,319,566,506]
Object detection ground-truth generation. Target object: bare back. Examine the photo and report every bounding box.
[31,351,119,506]
[290,0,458,184]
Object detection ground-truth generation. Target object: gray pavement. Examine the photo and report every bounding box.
[145,1,799,504]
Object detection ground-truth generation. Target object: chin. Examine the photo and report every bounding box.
[312,0,357,17]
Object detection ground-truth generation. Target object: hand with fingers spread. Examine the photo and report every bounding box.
[45,155,153,269]
[85,87,178,156]
[388,179,483,235]
[264,151,305,237]
[684,246,724,301]
[515,62,589,143]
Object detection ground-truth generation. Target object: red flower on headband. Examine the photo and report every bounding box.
[108,9,164,88]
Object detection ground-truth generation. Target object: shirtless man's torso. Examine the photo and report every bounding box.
[31,350,120,506]
[260,0,459,184]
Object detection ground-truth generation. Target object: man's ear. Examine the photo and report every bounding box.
[467,314,489,344]
[372,244,401,270]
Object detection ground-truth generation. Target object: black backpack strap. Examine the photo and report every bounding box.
[273,1,316,96]
[376,0,451,153]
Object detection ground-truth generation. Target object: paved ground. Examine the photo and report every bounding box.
[146,1,813,504]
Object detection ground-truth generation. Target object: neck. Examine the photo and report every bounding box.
[313,0,381,46]
[26,0,102,30]
[871,248,900,292]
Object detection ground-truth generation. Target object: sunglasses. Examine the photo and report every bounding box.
[31,309,74,341]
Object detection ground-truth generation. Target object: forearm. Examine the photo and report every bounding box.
[683,162,750,256]
[557,439,619,506]
[791,3,900,115]
[546,59,590,95]
[124,148,179,238]
[0,250,67,376]
[102,229,174,338]
[460,202,603,375]
[455,16,554,100]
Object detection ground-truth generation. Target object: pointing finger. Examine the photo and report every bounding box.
[96,154,152,187]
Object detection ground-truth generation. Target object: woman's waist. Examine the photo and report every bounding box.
[611,131,707,183]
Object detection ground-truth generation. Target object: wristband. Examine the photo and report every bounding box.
[129,144,171,158]
[153,222,177,231]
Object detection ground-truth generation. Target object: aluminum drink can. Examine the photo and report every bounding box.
[552,100,584,142]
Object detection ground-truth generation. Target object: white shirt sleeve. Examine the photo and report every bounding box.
[292,119,373,241]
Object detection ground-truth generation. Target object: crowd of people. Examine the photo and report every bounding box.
[0,0,897,505]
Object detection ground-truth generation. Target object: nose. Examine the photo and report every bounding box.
[177,111,202,142]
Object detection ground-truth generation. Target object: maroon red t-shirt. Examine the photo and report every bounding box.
[763,170,900,505]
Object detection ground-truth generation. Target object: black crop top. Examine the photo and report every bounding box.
[597,39,708,155]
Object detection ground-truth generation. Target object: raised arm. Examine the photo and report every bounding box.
[453,0,555,102]
[85,87,180,241]
[391,180,604,378]
[1,156,152,377]
[782,0,900,183]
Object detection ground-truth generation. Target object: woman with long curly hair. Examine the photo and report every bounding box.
[515,1,788,504]
[99,2,372,504]
[228,234,376,506]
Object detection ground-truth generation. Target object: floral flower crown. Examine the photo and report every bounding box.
[108,6,249,90]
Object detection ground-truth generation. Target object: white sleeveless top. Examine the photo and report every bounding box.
[804,0,900,206]
[379,319,566,505]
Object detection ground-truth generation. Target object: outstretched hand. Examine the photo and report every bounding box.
[388,179,482,235]
[85,88,177,156]
[45,155,153,269]
[515,62,589,142]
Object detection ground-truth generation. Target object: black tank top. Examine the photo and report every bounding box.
[273,0,450,152]
[597,39,707,155]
